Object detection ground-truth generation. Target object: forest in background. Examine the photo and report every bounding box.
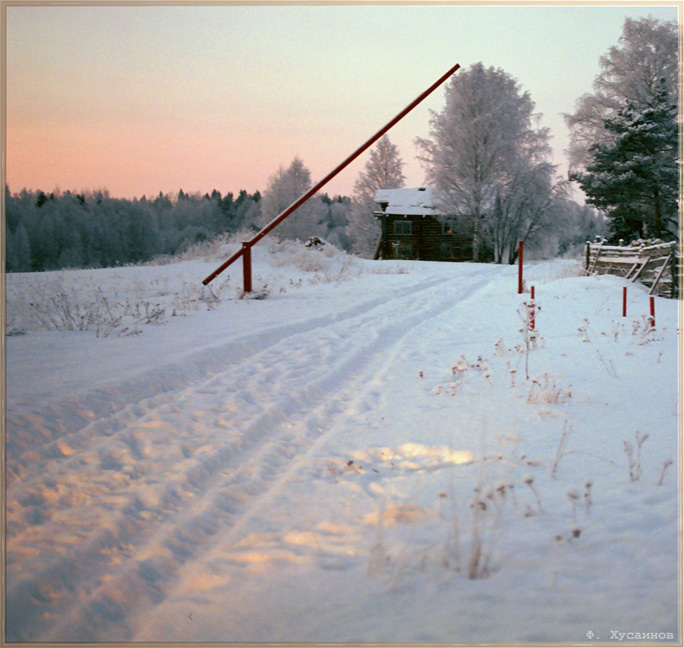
[4,182,604,274]
[4,186,351,273]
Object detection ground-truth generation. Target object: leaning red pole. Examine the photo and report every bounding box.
[202,62,462,288]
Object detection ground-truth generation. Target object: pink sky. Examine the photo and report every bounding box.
[5,3,678,200]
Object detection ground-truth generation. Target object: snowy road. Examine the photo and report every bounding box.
[6,261,502,641]
[5,247,679,643]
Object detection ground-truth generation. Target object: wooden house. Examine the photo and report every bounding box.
[373,187,473,261]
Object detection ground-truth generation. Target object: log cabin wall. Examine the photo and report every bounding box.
[375,214,473,261]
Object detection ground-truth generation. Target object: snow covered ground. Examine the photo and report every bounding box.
[5,238,680,643]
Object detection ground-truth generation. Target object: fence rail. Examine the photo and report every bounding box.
[584,239,679,298]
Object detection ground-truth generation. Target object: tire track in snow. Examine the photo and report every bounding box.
[8,271,463,641]
[6,266,503,642]
[6,273,452,482]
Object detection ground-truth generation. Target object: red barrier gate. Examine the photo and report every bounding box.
[202,62,462,290]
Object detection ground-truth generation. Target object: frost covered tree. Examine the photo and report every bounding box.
[564,16,678,173]
[5,187,32,272]
[554,201,606,256]
[319,195,353,251]
[260,157,321,241]
[487,160,566,263]
[5,223,32,272]
[571,81,678,243]
[348,135,405,257]
[416,62,555,261]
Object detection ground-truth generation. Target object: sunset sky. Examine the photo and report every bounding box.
[5,2,679,200]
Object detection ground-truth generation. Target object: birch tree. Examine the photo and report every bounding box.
[416,62,554,261]
[488,160,564,263]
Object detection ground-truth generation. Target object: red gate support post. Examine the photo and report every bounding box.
[623,286,627,317]
[518,241,524,294]
[202,62,462,289]
[650,295,656,327]
[242,242,252,294]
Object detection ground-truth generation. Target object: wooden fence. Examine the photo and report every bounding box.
[584,239,680,298]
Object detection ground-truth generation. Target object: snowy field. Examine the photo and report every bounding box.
[5,238,680,643]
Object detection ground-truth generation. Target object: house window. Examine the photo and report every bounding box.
[393,220,413,235]
[442,220,453,235]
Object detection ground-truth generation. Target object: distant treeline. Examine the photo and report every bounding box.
[4,187,352,273]
[5,185,603,274]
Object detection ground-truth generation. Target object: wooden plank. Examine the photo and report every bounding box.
[648,251,673,295]
[640,242,677,255]
[594,256,641,267]
[630,259,649,283]
[625,261,641,280]
[587,241,604,275]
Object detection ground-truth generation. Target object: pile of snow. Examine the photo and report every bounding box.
[5,242,679,643]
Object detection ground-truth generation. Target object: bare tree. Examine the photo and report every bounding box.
[348,135,405,257]
[260,157,319,241]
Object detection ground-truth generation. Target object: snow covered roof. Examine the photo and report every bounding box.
[374,187,440,217]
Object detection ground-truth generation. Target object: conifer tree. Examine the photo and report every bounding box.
[571,80,678,242]
[565,16,678,172]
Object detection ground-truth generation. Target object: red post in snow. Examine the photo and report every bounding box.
[530,285,535,330]
[202,62,462,290]
[623,286,627,317]
[650,296,656,327]
[242,243,252,294]
[518,241,524,294]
